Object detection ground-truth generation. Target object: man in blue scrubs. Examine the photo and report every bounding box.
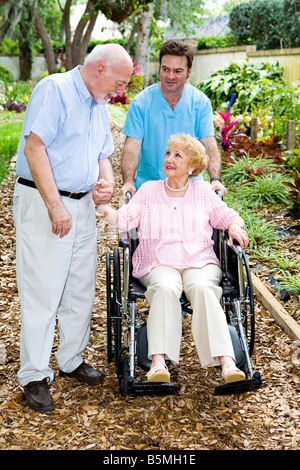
[120,39,226,195]
[13,44,133,412]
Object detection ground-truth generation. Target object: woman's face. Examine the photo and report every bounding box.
[164,145,194,179]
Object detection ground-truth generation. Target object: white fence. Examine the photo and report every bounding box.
[1,46,300,84]
[149,46,300,85]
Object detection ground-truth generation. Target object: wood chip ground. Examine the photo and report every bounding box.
[0,124,299,451]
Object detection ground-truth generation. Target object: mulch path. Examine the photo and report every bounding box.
[0,124,299,451]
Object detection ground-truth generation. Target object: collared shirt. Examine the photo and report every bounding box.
[122,83,214,190]
[16,66,114,192]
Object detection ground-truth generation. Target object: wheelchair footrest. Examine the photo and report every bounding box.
[126,379,179,397]
[214,371,262,396]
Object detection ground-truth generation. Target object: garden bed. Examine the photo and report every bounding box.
[0,123,299,451]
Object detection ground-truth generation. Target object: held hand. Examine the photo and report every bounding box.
[228,224,249,249]
[48,203,71,238]
[210,179,227,196]
[119,181,136,198]
[93,179,114,205]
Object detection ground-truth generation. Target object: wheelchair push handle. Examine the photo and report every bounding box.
[215,189,223,200]
[125,191,132,203]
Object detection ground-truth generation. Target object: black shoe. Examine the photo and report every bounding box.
[23,377,55,412]
[59,361,104,385]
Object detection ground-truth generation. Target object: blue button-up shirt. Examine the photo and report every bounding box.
[16,66,114,192]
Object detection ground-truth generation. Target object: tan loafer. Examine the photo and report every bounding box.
[146,364,170,382]
[222,363,245,384]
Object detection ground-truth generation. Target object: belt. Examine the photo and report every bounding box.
[17,177,89,200]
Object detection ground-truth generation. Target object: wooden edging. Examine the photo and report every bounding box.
[251,273,300,341]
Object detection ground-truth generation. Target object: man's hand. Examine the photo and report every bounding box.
[93,179,114,205]
[48,202,71,238]
[210,178,227,196]
[119,181,136,198]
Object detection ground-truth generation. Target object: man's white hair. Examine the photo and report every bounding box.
[85,43,131,68]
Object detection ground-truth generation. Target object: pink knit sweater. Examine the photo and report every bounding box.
[116,179,241,278]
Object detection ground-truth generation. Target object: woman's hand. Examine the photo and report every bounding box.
[228,223,249,249]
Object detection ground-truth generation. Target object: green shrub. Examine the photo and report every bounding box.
[196,35,240,50]
[237,174,291,208]
[197,59,285,112]
[0,65,15,86]
[0,120,23,183]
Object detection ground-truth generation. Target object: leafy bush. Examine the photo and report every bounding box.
[198,60,284,112]
[281,149,300,217]
[0,65,15,86]
[222,154,277,183]
[229,0,300,50]
[236,174,291,208]
[196,35,240,50]
[199,60,300,145]
[0,120,23,183]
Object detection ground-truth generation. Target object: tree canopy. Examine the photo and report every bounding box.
[0,0,207,79]
[229,0,300,50]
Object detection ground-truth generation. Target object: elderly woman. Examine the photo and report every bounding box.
[97,133,249,385]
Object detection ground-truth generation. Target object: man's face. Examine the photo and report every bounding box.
[159,55,191,95]
[94,61,133,104]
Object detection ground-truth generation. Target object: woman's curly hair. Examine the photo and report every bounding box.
[166,133,209,177]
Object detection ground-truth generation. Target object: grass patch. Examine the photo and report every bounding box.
[0,116,23,183]
[107,103,127,128]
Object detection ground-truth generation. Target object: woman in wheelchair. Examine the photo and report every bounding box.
[97,133,249,386]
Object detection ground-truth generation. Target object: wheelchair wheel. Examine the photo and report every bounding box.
[223,245,255,362]
[117,351,129,396]
[241,250,255,356]
[106,248,122,363]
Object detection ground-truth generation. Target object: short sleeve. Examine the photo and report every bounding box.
[195,94,215,139]
[23,79,65,148]
[122,95,145,140]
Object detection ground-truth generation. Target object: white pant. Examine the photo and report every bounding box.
[13,183,97,385]
[140,264,235,368]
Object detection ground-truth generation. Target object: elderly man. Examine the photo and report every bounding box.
[120,39,226,196]
[13,44,133,412]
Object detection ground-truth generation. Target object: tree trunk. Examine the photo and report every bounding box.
[19,28,32,81]
[34,11,56,74]
[76,11,98,66]
[134,4,153,82]
[70,0,100,67]
[63,0,72,71]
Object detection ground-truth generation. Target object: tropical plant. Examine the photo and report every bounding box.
[215,108,241,151]
[197,60,285,112]
[241,213,282,251]
[222,154,277,183]
[277,274,300,295]
[237,174,291,208]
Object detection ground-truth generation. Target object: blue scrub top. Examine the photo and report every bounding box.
[16,66,114,193]
[122,83,214,189]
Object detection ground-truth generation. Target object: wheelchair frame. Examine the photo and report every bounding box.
[106,209,262,398]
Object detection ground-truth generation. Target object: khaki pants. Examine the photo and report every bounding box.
[13,183,97,386]
[140,264,235,368]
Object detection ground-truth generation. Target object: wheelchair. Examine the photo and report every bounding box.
[105,194,262,398]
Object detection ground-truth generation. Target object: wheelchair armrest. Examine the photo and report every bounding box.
[119,238,130,248]
[223,230,242,258]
